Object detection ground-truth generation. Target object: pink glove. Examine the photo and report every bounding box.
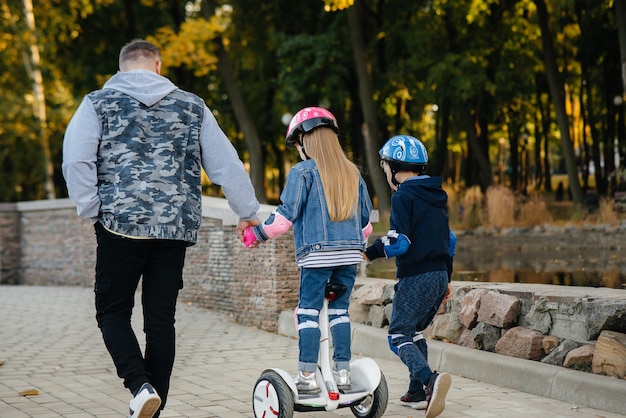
[243,226,258,248]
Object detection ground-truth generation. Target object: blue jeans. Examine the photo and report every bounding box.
[297,265,357,373]
[94,222,186,410]
[388,271,448,385]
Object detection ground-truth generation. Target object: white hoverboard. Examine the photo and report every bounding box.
[252,283,388,418]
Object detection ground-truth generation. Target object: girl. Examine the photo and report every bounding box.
[244,107,373,393]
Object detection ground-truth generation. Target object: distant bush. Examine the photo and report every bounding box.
[448,186,622,230]
[486,186,515,228]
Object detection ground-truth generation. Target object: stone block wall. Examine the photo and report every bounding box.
[0,203,20,285]
[349,279,626,379]
[0,197,299,332]
[182,215,300,332]
[18,201,95,286]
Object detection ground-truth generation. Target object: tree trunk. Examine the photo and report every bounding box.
[534,0,583,205]
[616,1,626,192]
[430,96,450,177]
[347,2,390,215]
[22,0,55,199]
[615,0,626,97]
[535,81,552,192]
[463,108,492,192]
[201,0,266,203]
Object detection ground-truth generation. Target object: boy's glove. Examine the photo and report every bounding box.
[364,230,411,260]
[364,239,385,261]
[380,230,411,257]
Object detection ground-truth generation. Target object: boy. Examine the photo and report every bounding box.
[364,135,452,418]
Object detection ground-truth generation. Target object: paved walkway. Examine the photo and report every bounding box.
[0,285,622,418]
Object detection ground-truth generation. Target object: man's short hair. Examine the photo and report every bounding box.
[119,39,161,68]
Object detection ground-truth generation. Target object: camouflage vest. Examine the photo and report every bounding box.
[88,88,205,244]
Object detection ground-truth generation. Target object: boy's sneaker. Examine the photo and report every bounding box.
[129,383,161,418]
[399,390,427,410]
[424,372,451,418]
[295,371,321,394]
[332,369,351,391]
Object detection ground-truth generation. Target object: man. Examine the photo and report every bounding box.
[62,39,260,418]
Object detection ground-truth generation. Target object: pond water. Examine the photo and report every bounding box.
[365,247,626,289]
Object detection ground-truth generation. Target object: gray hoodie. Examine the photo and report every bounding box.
[62,70,259,243]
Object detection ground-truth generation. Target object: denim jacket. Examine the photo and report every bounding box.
[276,159,372,261]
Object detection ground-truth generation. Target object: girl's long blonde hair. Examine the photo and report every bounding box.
[302,128,360,222]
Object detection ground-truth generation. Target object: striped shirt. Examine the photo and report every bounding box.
[297,249,364,268]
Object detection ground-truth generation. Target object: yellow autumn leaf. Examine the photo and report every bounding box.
[19,389,39,396]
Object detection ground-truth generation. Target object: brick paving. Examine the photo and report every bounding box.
[0,285,622,417]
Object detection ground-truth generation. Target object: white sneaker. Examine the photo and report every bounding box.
[129,383,161,418]
[333,369,351,391]
[294,371,320,394]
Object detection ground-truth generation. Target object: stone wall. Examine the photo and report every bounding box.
[349,279,626,379]
[0,197,299,332]
[0,203,19,284]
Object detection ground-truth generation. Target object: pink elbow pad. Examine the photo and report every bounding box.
[362,222,373,240]
[263,211,293,238]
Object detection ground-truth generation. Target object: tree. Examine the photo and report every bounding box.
[616,0,626,96]
[1,0,55,199]
[200,0,266,203]
[346,1,390,214]
[21,0,55,199]
[534,0,583,205]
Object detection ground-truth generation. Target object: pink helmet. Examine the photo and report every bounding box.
[285,107,339,147]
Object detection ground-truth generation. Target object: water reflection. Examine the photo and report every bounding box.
[365,249,626,289]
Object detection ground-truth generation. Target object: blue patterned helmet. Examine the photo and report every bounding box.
[379,135,428,172]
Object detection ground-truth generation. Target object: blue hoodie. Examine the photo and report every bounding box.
[366,175,450,278]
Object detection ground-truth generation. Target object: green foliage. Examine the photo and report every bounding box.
[0,0,623,207]
[275,25,351,111]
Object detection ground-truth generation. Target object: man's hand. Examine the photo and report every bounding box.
[237,218,260,243]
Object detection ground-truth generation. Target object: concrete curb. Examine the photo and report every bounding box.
[278,310,626,415]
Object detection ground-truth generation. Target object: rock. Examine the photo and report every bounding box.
[351,281,387,305]
[548,298,590,342]
[470,322,501,352]
[541,339,581,366]
[564,344,595,372]
[383,303,393,323]
[592,330,626,378]
[458,328,477,349]
[585,299,626,340]
[495,326,545,361]
[349,302,370,324]
[542,335,560,354]
[477,291,520,328]
[382,284,395,303]
[458,288,488,329]
[525,298,553,334]
[428,313,464,344]
[367,305,387,328]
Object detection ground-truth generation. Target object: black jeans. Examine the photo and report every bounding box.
[94,222,186,410]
